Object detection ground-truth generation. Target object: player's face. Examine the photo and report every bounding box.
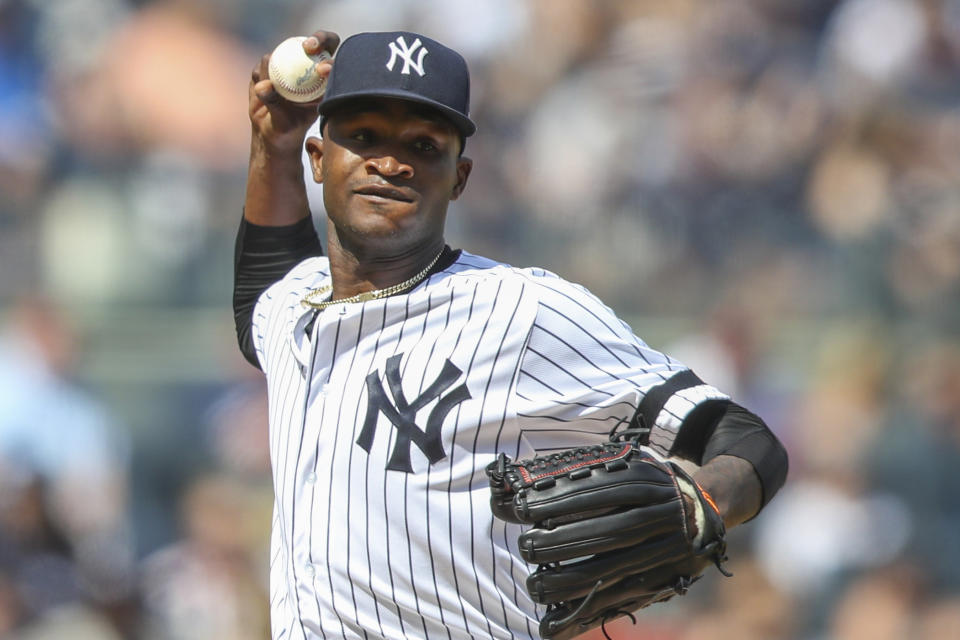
[308,99,471,252]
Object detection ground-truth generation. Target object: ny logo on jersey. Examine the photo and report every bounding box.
[385,36,429,76]
[357,354,471,472]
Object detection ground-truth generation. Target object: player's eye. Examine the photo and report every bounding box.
[413,139,437,153]
[350,129,373,143]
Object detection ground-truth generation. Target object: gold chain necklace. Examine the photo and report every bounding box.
[301,249,445,310]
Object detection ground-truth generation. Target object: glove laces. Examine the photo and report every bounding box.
[607,415,649,446]
[545,579,642,640]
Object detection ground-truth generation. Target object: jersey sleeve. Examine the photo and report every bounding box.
[248,254,331,376]
[514,273,730,457]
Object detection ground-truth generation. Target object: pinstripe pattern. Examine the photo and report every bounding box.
[252,252,729,640]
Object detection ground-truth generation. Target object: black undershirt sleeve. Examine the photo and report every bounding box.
[233,215,323,369]
[669,399,789,511]
[630,370,788,512]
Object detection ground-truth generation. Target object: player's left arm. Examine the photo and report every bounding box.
[677,400,788,527]
[512,276,787,528]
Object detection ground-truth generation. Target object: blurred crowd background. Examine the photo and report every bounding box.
[1,0,959,638]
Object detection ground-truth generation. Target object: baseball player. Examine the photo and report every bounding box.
[234,29,788,640]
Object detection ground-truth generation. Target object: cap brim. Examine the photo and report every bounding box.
[318,89,476,137]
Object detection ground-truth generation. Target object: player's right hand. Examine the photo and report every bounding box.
[249,30,339,155]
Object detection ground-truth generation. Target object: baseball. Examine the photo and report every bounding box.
[268,36,332,103]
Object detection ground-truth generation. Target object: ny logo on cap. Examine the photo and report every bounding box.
[386,36,429,77]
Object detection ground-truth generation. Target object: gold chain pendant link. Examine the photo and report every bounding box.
[300,249,444,310]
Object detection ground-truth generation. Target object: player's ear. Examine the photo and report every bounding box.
[305,136,324,183]
[451,157,472,200]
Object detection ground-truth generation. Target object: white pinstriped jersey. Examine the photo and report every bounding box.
[251,251,729,640]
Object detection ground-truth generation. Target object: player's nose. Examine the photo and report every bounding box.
[365,152,414,179]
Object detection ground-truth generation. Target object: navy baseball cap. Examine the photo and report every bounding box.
[318,31,476,138]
